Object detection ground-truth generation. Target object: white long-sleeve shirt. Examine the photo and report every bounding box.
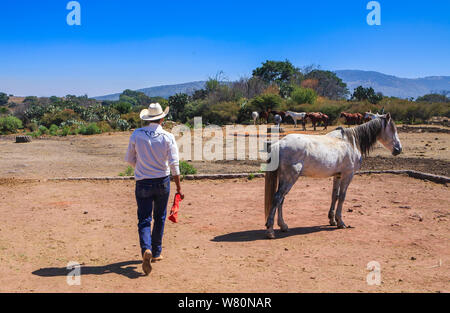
[125,123,180,180]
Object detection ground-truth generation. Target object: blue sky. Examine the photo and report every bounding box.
[0,0,449,97]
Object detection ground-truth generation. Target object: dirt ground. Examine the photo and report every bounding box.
[0,123,449,293]
[0,175,448,293]
[0,124,449,178]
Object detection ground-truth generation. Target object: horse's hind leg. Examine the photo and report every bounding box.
[266,163,302,239]
[277,197,288,232]
[328,175,341,226]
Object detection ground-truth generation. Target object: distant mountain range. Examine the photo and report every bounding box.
[93,70,450,101]
[335,70,450,99]
[94,81,207,101]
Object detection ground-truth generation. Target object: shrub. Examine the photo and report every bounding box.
[38,125,49,135]
[115,119,131,131]
[0,107,10,115]
[249,93,283,112]
[180,161,197,175]
[49,124,59,136]
[0,116,23,134]
[41,109,80,127]
[30,131,41,138]
[80,123,102,135]
[97,121,113,133]
[61,125,71,136]
[121,112,143,129]
[202,101,241,125]
[112,102,132,114]
[26,122,38,132]
[291,87,317,105]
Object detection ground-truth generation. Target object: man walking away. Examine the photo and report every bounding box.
[125,103,184,275]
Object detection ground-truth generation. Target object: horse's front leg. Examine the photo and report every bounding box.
[335,174,354,229]
[328,175,341,226]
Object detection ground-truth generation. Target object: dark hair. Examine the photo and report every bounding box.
[342,118,385,156]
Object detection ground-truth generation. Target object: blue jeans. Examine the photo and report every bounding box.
[135,176,170,257]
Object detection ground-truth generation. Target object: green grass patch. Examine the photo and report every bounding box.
[118,165,134,177]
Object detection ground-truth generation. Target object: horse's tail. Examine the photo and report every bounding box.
[264,145,279,221]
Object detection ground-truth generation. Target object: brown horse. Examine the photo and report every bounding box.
[340,112,363,126]
[259,111,269,124]
[306,112,328,131]
[269,109,286,120]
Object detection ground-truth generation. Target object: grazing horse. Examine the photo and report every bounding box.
[269,110,286,121]
[259,111,269,124]
[251,111,259,125]
[265,114,402,239]
[306,112,328,130]
[285,111,307,130]
[274,114,282,128]
[340,112,363,126]
[355,113,364,124]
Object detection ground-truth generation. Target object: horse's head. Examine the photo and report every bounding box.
[378,113,402,156]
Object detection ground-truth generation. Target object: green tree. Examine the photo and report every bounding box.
[351,86,383,104]
[291,87,317,104]
[352,86,368,101]
[252,60,302,86]
[113,101,132,114]
[416,93,449,103]
[0,92,9,106]
[249,94,283,112]
[305,70,349,100]
[168,93,189,121]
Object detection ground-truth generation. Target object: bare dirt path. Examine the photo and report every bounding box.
[0,175,448,292]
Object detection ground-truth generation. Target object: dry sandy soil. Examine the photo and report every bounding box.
[0,123,449,293]
[0,124,449,178]
[0,175,448,293]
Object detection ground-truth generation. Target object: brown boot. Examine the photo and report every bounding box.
[142,250,152,275]
[151,255,164,263]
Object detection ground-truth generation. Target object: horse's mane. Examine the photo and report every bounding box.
[342,118,385,156]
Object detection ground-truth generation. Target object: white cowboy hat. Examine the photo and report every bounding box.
[139,103,170,121]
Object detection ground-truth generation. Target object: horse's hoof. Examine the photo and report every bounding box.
[337,223,347,229]
[280,225,289,232]
[329,220,337,226]
[266,231,276,239]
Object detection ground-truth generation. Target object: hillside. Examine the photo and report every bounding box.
[94,81,207,101]
[93,71,450,100]
[335,70,450,99]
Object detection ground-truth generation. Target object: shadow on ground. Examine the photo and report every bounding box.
[211,225,338,242]
[32,260,144,279]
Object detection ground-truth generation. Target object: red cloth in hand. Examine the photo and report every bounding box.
[168,193,183,223]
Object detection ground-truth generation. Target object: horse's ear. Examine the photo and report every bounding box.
[386,113,391,121]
